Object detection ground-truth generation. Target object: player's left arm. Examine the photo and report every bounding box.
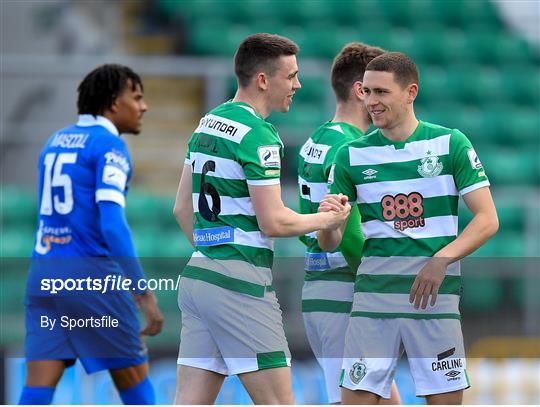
[436,186,499,261]
[173,164,194,246]
[410,130,499,309]
[409,187,499,309]
[99,202,164,335]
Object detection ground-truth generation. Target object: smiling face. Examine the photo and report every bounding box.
[110,80,147,134]
[265,54,301,113]
[362,70,416,131]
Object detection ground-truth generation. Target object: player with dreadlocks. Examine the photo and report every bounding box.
[20,64,163,405]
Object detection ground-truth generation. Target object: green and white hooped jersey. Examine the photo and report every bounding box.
[298,121,365,313]
[182,101,283,297]
[329,121,490,320]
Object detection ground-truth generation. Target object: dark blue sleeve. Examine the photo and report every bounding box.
[98,201,147,294]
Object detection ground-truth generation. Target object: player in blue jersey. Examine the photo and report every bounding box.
[19,64,163,405]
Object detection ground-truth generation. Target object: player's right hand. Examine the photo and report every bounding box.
[318,193,349,212]
[318,194,351,230]
[136,290,164,336]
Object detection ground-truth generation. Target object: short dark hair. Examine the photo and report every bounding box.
[365,52,419,88]
[234,33,299,87]
[77,64,143,116]
[331,42,386,102]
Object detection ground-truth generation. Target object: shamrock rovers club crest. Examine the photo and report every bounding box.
[418,150,443,177]
[349,361,367,384]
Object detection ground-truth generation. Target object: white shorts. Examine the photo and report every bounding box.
[341,317,470,398]
[177,276,291,376]
[303,311,350,403]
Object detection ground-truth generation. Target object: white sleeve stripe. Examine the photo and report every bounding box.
[95,189,126,207]
[246,178,280,186]
[459,180,490,196]
[184,157,190,165]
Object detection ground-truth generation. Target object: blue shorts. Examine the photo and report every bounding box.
[24,291,147,374]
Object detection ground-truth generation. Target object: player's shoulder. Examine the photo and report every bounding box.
[205,101,278,143]
[210,101,266,128]
[345,128,377,149]
[421,120,465,139]
[42,121,124,153]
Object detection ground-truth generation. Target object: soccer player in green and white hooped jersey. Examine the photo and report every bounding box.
[318,52,499,405]
[298,42,401,405]
[172,33,351,405]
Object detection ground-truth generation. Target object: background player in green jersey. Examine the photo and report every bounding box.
[173,33,351,404]
[298,42,400,405]
[318,52,499,404]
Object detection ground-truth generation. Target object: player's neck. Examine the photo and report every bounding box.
[381,114,419,142]
[232,89,269,119]
[333,102,371,134]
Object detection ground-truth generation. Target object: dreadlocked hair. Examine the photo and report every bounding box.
[77,64,143,116]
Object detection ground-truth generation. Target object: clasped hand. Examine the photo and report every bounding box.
[317,193,351,229]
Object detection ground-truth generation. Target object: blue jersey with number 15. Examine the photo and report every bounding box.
[32,115,132,258]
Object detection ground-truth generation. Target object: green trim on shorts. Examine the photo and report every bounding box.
[301,299,352,313]
[465,369,470,386]
[256,351,288,370]
[350,311,461,320]
[354,274,461,295]
[339,369,345,386]
[304,268,356,283]
[182,265,272,297]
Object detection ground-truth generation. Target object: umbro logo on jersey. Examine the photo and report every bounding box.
[362,168,378,180]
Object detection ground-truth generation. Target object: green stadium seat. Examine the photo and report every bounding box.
[131,227,160,258]
[0,258,27,315]
[1,228,35,258]
[154,231,194,257]
[253,0,333,25]
[497,203,525,232]
[387,28,416,57]
[413,28,475,64]
[461,275,503,311]
[294,76,327,104]
[429,0,467,26]
[379,0,444,27]
[479,147,539,186]
[270,103,327,129]
[494,232,528,257]
[468,30,532,65]
[505,107,540,144]
[189,21,252,56]
[1,187,36,228]
[424,65,505,104]
[430,0,501,28]
[474,106,513,144]
[418,103,464,130]
[492,36,536,65]
[447,65,499,104]
[499,66,540,105]
[247,20,287,37]
[280,25,308,55]
[188,20,225,55]
[219,0,274,23]
[416,67,453,104]
[511,276,540,310]
[326,0,373,24]
[451,108,486,141]
[337,23,391,51]
[172,0,231,21]
[300,24,341,58]
[126,192,174,229]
